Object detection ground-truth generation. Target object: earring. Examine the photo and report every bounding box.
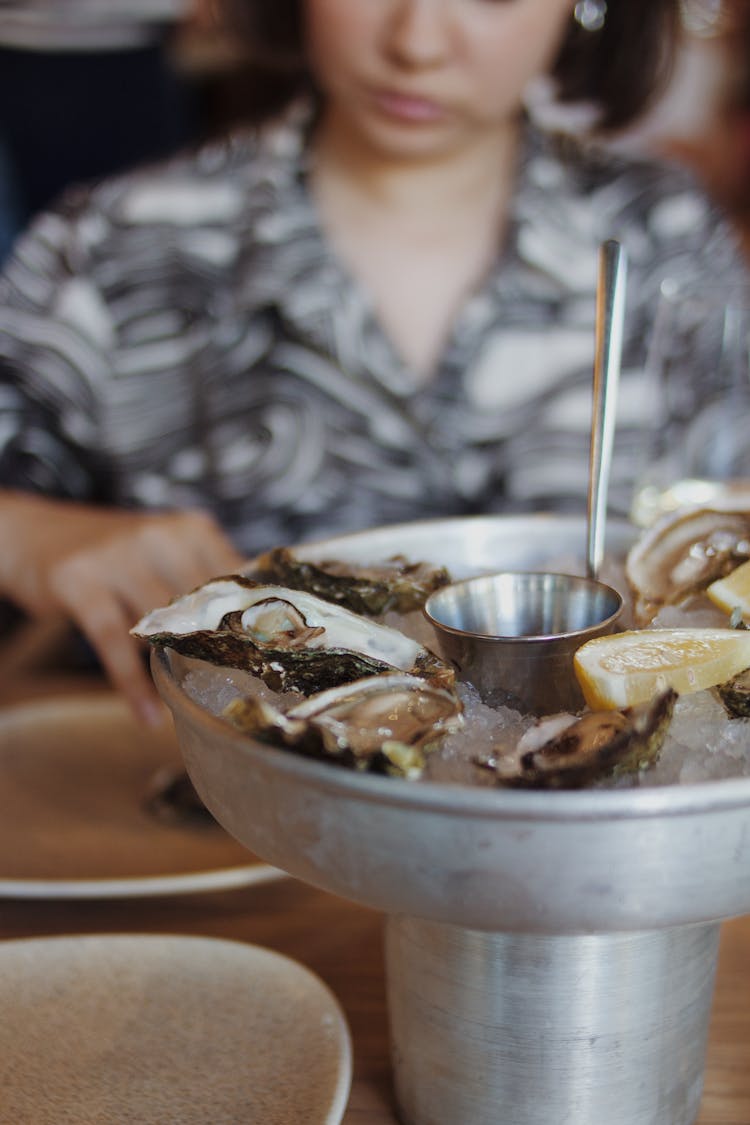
[573,0,607,32]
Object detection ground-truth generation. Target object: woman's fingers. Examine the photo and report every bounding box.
[46,508,244,724]
[50,557,166,727]
[0,494,245,619]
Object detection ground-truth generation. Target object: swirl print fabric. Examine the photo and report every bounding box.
[0,107,743,555]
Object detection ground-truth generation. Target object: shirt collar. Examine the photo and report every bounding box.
[232,104,598,387]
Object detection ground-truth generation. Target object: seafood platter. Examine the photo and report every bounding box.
[142,503,750,1125]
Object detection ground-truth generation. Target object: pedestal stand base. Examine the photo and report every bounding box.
[386,916,720,1125]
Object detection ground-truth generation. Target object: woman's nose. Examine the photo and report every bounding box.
[382,0,453,68]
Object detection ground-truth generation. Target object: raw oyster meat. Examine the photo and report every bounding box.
[132,576,454,694]
[626,504,750,624]
[484,689,677,790]
[224,673,463,777]
[254,547,451,616]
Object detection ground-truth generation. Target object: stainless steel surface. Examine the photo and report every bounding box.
[152,514,750,935]
[587,239,627,579]
[423,570,623,714]
[386,917,719,1125]
[153,514,750,1125]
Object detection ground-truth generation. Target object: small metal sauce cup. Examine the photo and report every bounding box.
[424,571,623,716]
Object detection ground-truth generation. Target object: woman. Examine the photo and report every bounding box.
[0,0,741,720]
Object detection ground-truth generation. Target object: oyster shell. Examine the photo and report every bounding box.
[223,673,464,777]
[626,505,750,624]
[717,667,750,718]
[486,689,677,789]
[254,547,451,616]
[143,767,214,827]
[132,576,454,694]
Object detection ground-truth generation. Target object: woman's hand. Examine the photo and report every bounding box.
[0,492,244,725]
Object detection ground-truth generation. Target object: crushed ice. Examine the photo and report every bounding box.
[176,574,750,789]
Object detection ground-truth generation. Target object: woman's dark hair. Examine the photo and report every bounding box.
[219,0,681,133]
[552,2,681,130]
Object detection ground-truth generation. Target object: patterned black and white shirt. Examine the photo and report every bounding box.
[0,108,743,555]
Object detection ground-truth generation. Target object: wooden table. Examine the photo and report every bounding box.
[2,664,750,1124]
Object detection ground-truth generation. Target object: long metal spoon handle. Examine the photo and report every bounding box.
[586,239,628,580]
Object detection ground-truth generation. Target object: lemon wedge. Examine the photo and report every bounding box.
[706,559,750,621]
[573,628,750,710]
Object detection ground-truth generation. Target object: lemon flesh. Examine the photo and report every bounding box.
[707,559,750,620]
[574,627,750,709]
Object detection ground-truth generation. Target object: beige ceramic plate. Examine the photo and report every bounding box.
[0,693,285,898]
[0,934,352,1124]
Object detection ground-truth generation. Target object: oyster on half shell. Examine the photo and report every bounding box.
[224,673,463,777]
[484,689,677,790]
[254,547,451,616]
[132,576,454,694]
[717,667,750,718]
[626,504,750,625]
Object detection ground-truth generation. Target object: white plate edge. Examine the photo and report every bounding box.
[0,862,289,900]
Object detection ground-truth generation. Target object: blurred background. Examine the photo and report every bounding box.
[1,0,749,264]
[616,0,750,258]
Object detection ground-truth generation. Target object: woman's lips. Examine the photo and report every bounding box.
[370,88,446,124]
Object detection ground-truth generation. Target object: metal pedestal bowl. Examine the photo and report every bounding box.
[152,515,750,1125]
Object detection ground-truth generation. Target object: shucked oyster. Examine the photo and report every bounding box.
[224,673,463,777]
[484,689,677,790]
[626,504,750,625]
[717,667,750,718]
[254,547,451,616]
[132,576,454,694]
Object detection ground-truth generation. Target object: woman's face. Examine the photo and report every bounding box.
[303,0,575,158]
